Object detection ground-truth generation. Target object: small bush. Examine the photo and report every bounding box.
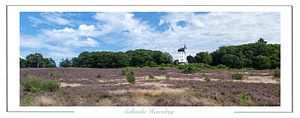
[179,65,198,74]
[149,75,155,80]
[274,68,280,78]
[216,64,228,69]
[122,68,129,75]
[232,73,243,80]
[23,77,60,93]
[204,77,211,82]
[239,92,253,105]
[96,73,102,78]
[42,80,60,92]
[126,71,135,84]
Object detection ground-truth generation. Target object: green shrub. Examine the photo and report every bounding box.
[232,73,244,80]
[216,64,228,69]
[274,68,280,78]
[239,92,253,105]
[149,75,155,80]
[204,77,211,82]
[23,77,60,93]
[41,79,60,92]
[179,65,198,74]
[122,68,129,75]
[127,71,135,84]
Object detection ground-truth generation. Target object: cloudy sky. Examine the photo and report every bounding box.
[20,12,280,64]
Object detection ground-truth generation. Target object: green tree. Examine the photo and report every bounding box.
[24,53,56,68]
[60,58,72,67]
[187,55,197,63]
[195,52,212,64]
[20,58,27,68]
[221,54,241,68]
[253,55,271,69]
[26,53,44,68]
[43,58,56,68]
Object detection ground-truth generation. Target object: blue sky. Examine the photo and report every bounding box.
[20,12,280,64]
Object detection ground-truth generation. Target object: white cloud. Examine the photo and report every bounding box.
[27,16,48,27]
[40,12,72,25]
[22,12,280,64]
[64,37,98,47]
[117,12,280,58]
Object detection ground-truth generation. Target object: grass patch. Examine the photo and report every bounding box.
[22,76,60,93]
[239,92,253,105]
[232,72,244,80]
[126,71,135,84]
[20,97,35,106]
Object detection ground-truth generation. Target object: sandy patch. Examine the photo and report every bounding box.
[232,76,278,84]
[139,82,170,87]
[60,83,83,87]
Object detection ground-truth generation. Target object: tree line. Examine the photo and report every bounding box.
[187,38,280,69]
[59,49,173,68]
[20,38,280,70]
[20,53,56,68]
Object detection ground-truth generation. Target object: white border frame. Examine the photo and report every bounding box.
[6,5,292,115]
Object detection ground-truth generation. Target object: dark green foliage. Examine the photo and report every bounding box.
[253,55,271,69]
[179,64,198,73]
[239,92,253,105]
[211,38,280,69]
[60,58,72,67]
[23,77,60,93]
[20,58,27,68]
[195,52,213,64]
[216,64,228,69]
[232,73,244,80]
[274,68,280,78]
[21,53,56,68]
[126,49,172,67]
[221,54,241,68]
[126,71,135,84]
[187,55,197,63]
[61,49,172,68]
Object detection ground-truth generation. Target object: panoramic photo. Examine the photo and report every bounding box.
[20,12,280,106]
